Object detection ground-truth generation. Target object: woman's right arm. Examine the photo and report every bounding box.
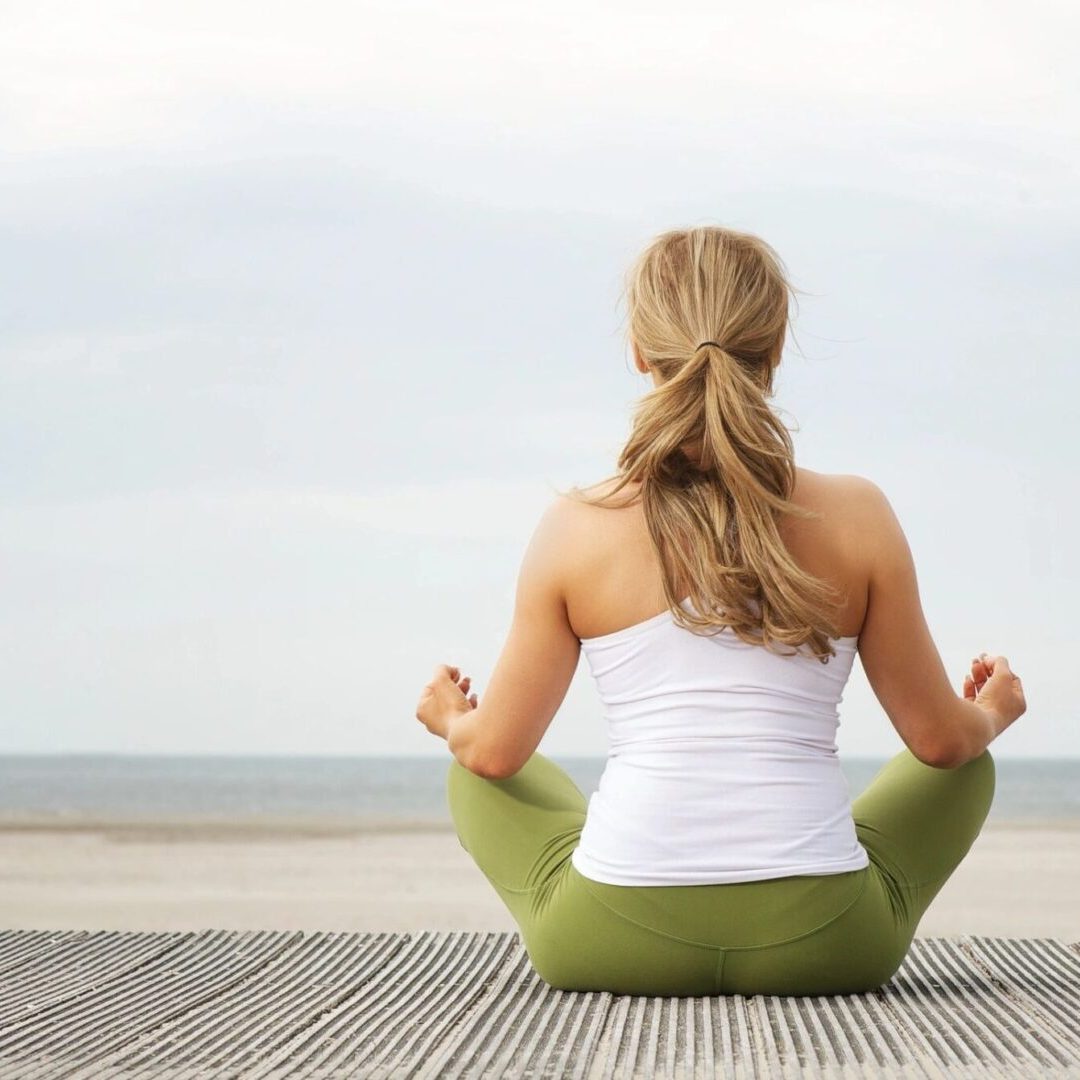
[849,477,1026,768]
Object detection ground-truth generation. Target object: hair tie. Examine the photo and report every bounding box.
[695,341,724,352]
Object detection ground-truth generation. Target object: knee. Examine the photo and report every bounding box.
[446,756,464,804]
[969,745,995,778]
[446,755,519,852]
[446,757,482,840]
[969,745,995,777]
[446,756,468,787]
[447,754,486,793]
[960,747,996,812]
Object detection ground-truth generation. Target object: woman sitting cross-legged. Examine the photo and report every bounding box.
[414,224,1027,998]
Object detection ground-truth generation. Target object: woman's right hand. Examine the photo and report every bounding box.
[964,652,1027,732]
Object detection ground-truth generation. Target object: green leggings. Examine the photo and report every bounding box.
[447,746,995,996]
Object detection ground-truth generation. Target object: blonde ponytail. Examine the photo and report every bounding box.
[563,226,845,663]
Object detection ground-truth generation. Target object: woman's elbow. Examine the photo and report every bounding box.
[455,746,521,780]
[909,733,970,770]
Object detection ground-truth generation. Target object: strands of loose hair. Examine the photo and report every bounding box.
[562,226,845,663]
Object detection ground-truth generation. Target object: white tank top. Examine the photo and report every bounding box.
[571,596,870,886]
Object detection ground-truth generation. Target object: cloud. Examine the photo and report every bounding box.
[1,0,1075,755]
[2,2,1076,227]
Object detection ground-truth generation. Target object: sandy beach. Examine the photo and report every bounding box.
[0,818,1076,940]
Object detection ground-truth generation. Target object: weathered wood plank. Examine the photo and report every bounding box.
[0,931,1075,1078]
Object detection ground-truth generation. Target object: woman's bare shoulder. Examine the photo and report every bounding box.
[564,474,643,506]
[794,466,884,508]
[784,468,891,562]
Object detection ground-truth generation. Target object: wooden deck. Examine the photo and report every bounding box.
[0,930,1077,1078]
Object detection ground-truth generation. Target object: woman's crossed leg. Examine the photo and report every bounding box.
[446,746,996,995]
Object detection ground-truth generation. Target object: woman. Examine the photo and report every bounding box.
[414,225,1027,997]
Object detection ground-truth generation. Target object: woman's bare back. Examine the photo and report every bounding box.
[562,467,869,642]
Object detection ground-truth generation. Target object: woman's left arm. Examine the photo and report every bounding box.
[414,497,582,778]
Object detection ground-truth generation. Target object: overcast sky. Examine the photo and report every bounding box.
[2,1,1076,758]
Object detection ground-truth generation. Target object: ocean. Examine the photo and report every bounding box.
[0,754,1077,826]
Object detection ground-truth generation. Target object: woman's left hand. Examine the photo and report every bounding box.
[415,664,479,741]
